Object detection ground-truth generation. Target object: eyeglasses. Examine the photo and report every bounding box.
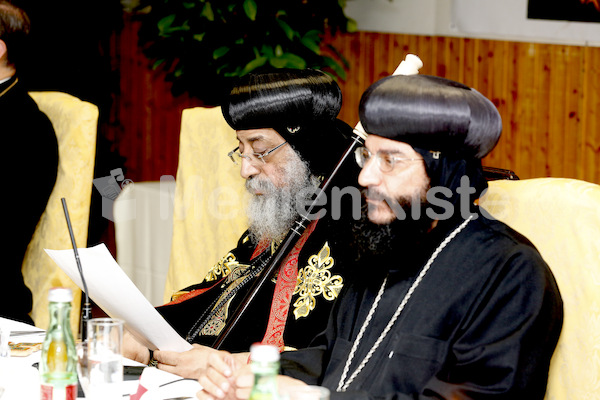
[227,141,288,165]
[354,146,423,173]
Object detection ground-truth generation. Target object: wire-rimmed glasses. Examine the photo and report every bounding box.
[227,141,288,165]
[354,146,423,173]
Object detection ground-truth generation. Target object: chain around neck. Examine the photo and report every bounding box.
[336,215,474,392]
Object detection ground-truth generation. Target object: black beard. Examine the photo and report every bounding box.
[352,190,435,268]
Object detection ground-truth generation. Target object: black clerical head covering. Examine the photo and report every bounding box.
[359,74,503,216]
[222,69,353,176]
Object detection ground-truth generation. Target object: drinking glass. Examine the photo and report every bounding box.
[0,325,9,359]
[85,318,124,400]
[76,341,90,397]
[0,324,8,399]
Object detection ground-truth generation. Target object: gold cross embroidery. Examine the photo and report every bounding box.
[204,252,238,282]
[293,242,344,319]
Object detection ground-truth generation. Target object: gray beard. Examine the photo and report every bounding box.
[246,154,319,243]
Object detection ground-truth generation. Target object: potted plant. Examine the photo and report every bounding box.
[135,0,355,105]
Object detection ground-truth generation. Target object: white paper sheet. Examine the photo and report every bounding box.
[45,244,192,353]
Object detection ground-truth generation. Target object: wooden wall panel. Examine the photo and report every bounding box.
[326,32,600,183]
[108,17,202,182]
[581,46,600,184]
[110,20,600,185]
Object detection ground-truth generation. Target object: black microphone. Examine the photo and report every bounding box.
[61,198,92,342]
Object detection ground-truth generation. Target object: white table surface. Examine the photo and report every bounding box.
[0,317,200,400]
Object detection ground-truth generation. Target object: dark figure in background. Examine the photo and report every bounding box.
[11,0,125,249]
[124,69,361,380]
[0,1,58,324]
[198,74,563,400]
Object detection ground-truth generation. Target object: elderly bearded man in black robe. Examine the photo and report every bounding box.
[124,69,362,379]
[196,74,563,400]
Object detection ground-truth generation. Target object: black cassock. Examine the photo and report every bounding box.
[280,209,563,400]
[157,212,359,352]
[1,76,58,325]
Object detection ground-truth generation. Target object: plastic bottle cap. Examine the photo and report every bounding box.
[48,287,73,302]
[250,344,280,362]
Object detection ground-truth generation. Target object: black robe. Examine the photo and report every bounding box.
[0,76,58,325]
[157,212,359,353]
[280,209,563,399]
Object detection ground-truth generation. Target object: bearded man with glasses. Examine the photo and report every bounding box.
[198,74,563,400]
[124,69,361,379]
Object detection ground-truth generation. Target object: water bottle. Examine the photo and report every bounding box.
[40,288,78,400]
[249,343,280,400]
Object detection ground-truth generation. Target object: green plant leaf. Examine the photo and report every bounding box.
[240,56,267,75]
[276,18,295,41]
[216,63,230,74]
[347,17,358,33]
[270,53,306,69]
[151,59,165,70]
[303,30,321,42]
[202,2,215,22]
[322,56,347,80]
[259,45,273,58]
[157,14,176,36]
[284,53,306,69]
[269,57,287,68]
[274,45,283,57]
[213,46,230,59]
[301,36,321,54]
[243,0,258,21]
[224,65,244,77]
[174,66,184,78]
[137,0,352,103]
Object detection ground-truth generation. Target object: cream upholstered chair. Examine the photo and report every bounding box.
[22,91,98,334]
[163,106,248,303]
[480,178,600,400]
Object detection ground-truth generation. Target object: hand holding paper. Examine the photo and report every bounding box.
[45,244,192,353]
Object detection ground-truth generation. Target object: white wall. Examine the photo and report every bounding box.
[344,0,600,47]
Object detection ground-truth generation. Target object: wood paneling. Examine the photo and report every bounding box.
[110,19,600,185]
[326,32,600,183]
[108,17,204,182]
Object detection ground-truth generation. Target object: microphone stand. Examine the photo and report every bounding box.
[212,54,423,349]
[61,198,92,342]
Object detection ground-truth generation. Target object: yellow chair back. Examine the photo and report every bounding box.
[480,178,600,400]
[22,91,98,334]
[163,106,247,303]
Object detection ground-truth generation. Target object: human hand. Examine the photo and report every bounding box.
[277,376,314,398]
[154,344,221,379]
[122,330,150,365]
[197,351,249,400]
[196,354,307,400]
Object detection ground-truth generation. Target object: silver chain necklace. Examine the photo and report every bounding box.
[336,215,474,392]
